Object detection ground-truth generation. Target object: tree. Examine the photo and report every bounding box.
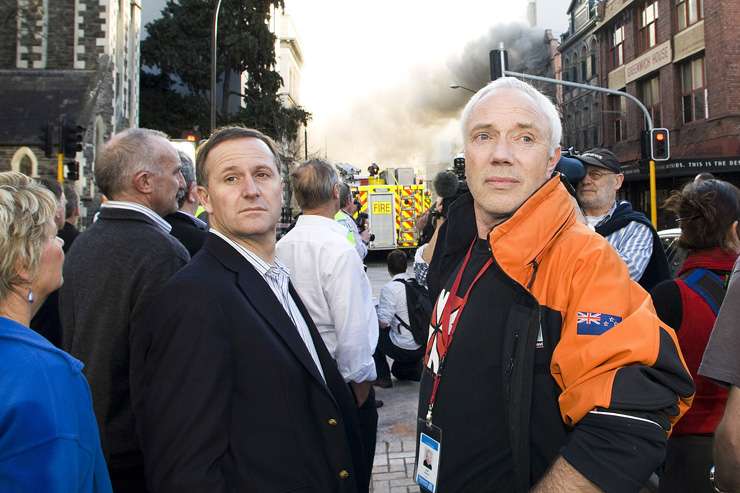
[140,0,310,144]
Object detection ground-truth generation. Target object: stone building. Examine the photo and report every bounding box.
[559,0,603,151]
[594,0,740,227]
[0,0,141,213]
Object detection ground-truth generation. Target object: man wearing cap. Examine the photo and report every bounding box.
[576,148,670,291]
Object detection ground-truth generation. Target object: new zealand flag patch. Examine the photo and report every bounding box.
[577,311,623,335]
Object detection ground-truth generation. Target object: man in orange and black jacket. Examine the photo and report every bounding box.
[418,77,694,493]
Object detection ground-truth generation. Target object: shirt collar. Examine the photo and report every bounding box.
[101,201,172,233]
[208,228,288,280]
[175,210,208,229]
[296,214,348,235]
[392,273,408,280]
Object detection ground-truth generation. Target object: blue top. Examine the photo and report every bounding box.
[0,316,112,492]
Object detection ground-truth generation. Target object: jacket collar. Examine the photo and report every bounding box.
[487,176,577,290]
[678,247,739,275]
[203,233,331,393]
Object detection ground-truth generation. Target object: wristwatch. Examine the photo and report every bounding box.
[710,466,730,493]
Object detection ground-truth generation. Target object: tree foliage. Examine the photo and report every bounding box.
[140,0,310,144]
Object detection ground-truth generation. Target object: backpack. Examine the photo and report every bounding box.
[679,268,730,316]
[393,278,434,346]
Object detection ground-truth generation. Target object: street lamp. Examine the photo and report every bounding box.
[449,83,477,94]
[210,0,224,134]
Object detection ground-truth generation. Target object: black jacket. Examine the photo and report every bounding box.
[165,210,208,257]
[130,234,366,493]
[595,201,670,292]
[424,179,693,492]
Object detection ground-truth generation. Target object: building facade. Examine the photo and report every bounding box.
[595,0,740,227]
[0,0,141,209]
[559,0,603,151]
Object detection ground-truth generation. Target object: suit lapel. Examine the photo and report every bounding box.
[205,235,330,393]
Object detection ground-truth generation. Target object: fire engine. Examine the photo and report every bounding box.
[346,164,432,251]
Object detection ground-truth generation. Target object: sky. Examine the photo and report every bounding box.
[283,0,570,174]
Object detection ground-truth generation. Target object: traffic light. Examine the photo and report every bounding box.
[62,122,85,157]
[39,121,54,158]
[66,161,80,181]
[489,49,508,80]
[650,128,670,161]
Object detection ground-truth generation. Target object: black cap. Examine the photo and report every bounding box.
[577,148,622,173]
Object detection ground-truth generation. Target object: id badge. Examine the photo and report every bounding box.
[415,419,442,493]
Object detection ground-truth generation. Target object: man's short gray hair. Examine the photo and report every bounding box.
[291,159,340,210]
[338,182,352,208]
[460,77,562,156]
[94,128,170,198]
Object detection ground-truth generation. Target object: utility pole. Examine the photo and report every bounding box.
[210,0,223,134]
[491,45,669,227]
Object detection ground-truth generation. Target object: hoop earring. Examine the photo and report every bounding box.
[27,290,34,304]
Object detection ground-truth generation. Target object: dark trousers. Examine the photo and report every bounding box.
[352,385,377,493]
[110,464,148,493]
[373,327,424,382]
[658,434,714,493]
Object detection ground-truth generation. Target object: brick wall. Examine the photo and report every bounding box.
[47,0,75,69]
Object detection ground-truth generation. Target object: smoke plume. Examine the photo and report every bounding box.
[322,23,551,177]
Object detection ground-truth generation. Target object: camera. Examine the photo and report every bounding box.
[355,212,375,242]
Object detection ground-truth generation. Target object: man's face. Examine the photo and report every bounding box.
[464,88,559,223]
[197,137,283,241]
[576,165,623,214]
[149,140,185,216]
[54,192,66,231]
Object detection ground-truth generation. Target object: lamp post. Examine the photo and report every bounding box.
[449,83,477,94]
[210,0,223,134]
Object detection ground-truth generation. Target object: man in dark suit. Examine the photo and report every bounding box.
[130,127,367,493]
[165,151,208,256]
[60,184,80,250]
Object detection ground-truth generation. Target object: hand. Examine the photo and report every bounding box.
[350,381,372,407]
[360,229,371,243]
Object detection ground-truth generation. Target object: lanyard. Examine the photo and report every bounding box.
[425,240,493,424]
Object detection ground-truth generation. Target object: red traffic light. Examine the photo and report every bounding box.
[650,128,670,161]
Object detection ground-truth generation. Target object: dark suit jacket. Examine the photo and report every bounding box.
[130,234,367,493]
[165,210,208,257]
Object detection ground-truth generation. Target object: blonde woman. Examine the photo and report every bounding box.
[0,172,111,492]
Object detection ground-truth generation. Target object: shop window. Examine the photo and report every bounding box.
[638,1,659,53]
[609,94,627,143]
[681,57,708,123]
[676,0,703,31]
[639,75,661,128]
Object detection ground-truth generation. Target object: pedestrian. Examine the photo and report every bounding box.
[60,128,189,492]
[165,150,208,256]
[130,127,366,493]
[29,176,67,347]
[576,147,671,290]
[277,159,379,491]
[420,77,694,493]
[60,183,81,249]
[373,249,425,387]
[699,255,740,492]
[0,171,112,492]
[650,179,740,492]
[336,182,369,259]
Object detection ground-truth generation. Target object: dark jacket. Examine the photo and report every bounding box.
[425,177,694,492]
[165,210,208,257]
[130,234,366,493]
[60,207,190,474]
[595,201,670,291]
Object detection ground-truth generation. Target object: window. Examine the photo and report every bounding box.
[639,76,661,128]
[638,1,659,53]
[609,94,627,142]
[676,0,703,31]
[681,57,708,123]
[610,23,625,69]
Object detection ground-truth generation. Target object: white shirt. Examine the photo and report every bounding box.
[335,209,368,259]
[377,273,421,351]
[101,201,172,233]
[210,229,326,382]
[276,214,378,383]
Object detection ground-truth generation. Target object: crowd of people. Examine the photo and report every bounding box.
[0,77,738,493]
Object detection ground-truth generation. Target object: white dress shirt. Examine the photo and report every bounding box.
[276,214,378,383]
[210,229,326,382]
[377,273,421,351]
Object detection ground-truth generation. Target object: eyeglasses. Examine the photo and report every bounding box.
[585,169,617,181]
